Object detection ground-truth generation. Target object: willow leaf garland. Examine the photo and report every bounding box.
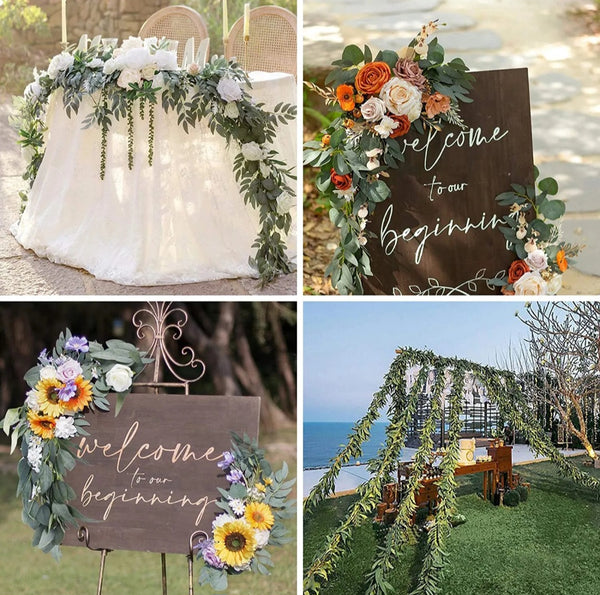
[305,348,600,595]
[13,44,296,285]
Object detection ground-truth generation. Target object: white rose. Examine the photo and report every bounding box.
[360,97,386,122]
[154,49,178,71]
[525,249,548,271]
[513,271,548,296]
[56,358,83,382]
[152,72,165,89]
[141,63,158,80]
[103,58,119,75]
[122,47,153,70]
[379,77,422,122]
[546,274,563,296]
[39,365,58,380]
[117,68,142,89]
[217,77,243,102]
[212,513,236,530]
[25,389,40,411]
[254,529,270,549]
[224,101,239,119]
[21,144,36,163]
[47,52,74,79]
[259,161,271,177]
[105,364,134,392]
[276,191,296,215]
[241,141,265,161]
[88,58,104,69]
[121,36,144,51]
[233,561,251,572]
[55,416,78,439]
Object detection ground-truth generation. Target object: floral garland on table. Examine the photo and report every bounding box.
[492,167,582,296]
[0,329,151,559]
[12,36,297,284]
[196,433,295,591]
[303,22,474,294]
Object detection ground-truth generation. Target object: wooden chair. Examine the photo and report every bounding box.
[139,5,209,67]
[225,6,296,77]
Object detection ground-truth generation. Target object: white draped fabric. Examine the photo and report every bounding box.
[12,72,296,286]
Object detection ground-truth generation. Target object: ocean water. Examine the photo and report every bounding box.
[304,421,390,469]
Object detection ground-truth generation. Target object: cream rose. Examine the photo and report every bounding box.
[546,274,563,295]
[379,77,422,122]
[276,191,296,215]
[360,97,386,122]
[513,271,548,296]
[224,101,240,119]
[141,63,158,80]
[525,249,548,271]
[154,49,178,71]
[39,365,58,380]
[47,52,74,79]
[103,58,119,75]
[117,68,142,89]
[254,529,270,549]
[241,141,265,161]
[106,364,134,392]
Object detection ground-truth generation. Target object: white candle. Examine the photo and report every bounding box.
[61,0,67,46]
[243,3,250,39]
[222,0,228,41]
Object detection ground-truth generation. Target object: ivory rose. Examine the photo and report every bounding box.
[425,92,451,119]
[241,142,265,161]
[141,63,158,80]
[546,274,563,295]
[354,61,391,95]
[217,77,243,102]
[121,47,153,70]
[224,102,240,119]
[117,68,142,89]
[513,271,548,296]
[276,191,295,215]
[379,77,422,121]
[360,97,385,122]
[154,49,178,71]
[106,364,134,392]
[525,249,548,271]
[47,52,74,79]
[121,36,144,51]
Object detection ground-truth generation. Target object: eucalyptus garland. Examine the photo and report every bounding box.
[0,329,152,560]
[12,37,297,284]
[304,348,600,595]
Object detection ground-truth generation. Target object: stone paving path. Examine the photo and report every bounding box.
[304,0,600,292]
[0,101,296,296]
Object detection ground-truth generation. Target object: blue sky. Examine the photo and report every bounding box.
[304,300,530,422]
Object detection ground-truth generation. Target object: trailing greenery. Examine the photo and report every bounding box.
[304,347,600,595]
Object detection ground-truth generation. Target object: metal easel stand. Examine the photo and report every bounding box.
[82,302,207,595]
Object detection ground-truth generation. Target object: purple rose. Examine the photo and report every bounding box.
[58,380,77,401]
[57,358,83,382]
[198,539,225,569]
[65,336,89,353]
[217,451,235,469]
[226,468,244,484]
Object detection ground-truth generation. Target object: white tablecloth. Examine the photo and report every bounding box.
[12,72,296,286]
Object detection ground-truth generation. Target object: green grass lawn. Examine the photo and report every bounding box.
[304,456,600,595]
[0,427,297,595]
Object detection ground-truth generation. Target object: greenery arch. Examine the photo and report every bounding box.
[304,347,600,595]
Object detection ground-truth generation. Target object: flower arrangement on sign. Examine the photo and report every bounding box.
[493,167,581,295]
[196,434,295,591]
[13,36,296,284]
[304,22,578,296]
[0,329,151,559]
[304,22,474,294]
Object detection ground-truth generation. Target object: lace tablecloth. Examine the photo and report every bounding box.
[12,71,296,286]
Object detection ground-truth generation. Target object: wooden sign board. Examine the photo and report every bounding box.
[364,68,534,295]
[62,393,261,554]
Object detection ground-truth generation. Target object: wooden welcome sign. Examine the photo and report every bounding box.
[363,68,534,295]
[62,393,260,553]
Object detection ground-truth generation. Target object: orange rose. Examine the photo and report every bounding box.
[508,259,530,285]
[389,114,411,138]
[330,169,352,191]
[425,92,451,119]
[336,84,355,111]
[354,61,391,95]
[501,286,515,296]
[556,249,568,272]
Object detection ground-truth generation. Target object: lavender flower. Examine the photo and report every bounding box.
[65,336,89,353]
[217,451,234,469]
[38,348,51,366]
[58,380,77,401]
[226,468,244,484]
[197,539,225,569]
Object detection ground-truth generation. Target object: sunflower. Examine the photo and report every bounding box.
[213,520,256,568]
[245,501,274,531]
[36,378,66,417]
[61,376,93,412]
[27,410,56,440]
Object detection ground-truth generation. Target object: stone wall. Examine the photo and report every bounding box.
[25,0,170,56]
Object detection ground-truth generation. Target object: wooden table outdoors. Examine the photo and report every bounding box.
[454,460,498,500]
